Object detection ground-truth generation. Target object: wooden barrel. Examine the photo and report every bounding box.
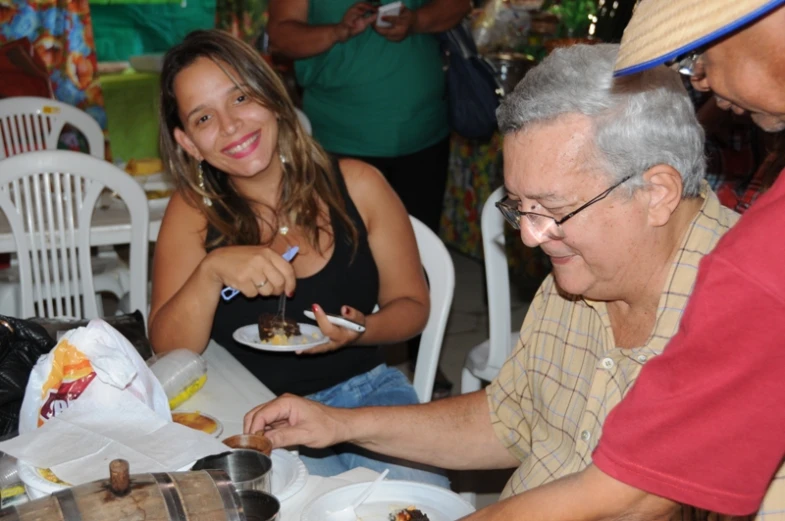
[1,460,243,521]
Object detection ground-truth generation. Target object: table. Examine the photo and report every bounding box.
[184,340,380,521]
[180,340,276,437]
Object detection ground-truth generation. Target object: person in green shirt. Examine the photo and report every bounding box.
[267,0,470,234]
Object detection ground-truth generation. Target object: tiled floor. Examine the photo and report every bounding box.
[427,250,530,508]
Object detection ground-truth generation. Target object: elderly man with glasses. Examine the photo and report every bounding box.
[242,43,739,517]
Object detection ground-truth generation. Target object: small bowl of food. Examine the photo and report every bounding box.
[223,433,273,456]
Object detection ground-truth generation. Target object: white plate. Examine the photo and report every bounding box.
[271,449,308,502]
[233,323,329,352]
[301,480,475,521]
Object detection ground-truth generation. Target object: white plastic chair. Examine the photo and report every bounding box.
[459,186,518,506]
[461,186,518,395]
[0,97,130,314]
[0,97,105,159]
[0,150,149,320]
[295,108,312,136]
[409,216,456,403]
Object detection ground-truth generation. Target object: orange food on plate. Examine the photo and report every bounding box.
[38,468,70,485]
[172,411,219,435]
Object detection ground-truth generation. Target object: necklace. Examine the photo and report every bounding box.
[277,211,308,255]
[278,224,301,253]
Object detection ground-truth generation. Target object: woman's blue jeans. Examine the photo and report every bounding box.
[301,364,450,488]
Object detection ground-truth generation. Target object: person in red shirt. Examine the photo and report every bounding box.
[242,0,785,520]
[470,0,785,518]
[592,0,785,515]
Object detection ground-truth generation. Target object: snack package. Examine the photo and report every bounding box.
[18,320,170,434]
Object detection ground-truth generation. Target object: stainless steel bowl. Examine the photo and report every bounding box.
[238,490,280,521]
[193,449,272,493]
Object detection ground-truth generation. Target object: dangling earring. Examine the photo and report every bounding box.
[279,152,287,165]
[198,161,212,207]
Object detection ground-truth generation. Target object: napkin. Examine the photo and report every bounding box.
[0,387,229,486]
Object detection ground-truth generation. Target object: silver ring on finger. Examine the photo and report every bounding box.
[255,280,268,289]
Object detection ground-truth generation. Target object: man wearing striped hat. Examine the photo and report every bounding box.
[469,1,785,520]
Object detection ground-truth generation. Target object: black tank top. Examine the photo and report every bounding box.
[207,164,382,396]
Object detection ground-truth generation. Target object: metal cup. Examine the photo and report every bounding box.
[193,449,272,493]
[238,490,280,521]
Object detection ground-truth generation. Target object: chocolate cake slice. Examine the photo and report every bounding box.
[258,313,301,342]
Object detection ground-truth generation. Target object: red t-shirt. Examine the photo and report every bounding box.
[593,172,785,515]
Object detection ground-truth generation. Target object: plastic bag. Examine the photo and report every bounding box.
[473,0,532,53]
[18,319,170,434]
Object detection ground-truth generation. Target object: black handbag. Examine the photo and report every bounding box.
[0,316,56,437]
[30,310,153,361]
[438,23,504,140]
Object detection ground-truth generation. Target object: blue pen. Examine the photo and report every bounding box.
[220,245,299,301]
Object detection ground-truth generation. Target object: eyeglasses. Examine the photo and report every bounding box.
[668,51,705,81]
[496,175,633,240]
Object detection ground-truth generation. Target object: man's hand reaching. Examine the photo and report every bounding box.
[243,394,349,449]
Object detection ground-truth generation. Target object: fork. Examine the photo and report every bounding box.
[274,290,287,330]
[220,246,299,301]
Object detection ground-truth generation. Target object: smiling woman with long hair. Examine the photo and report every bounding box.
[148,29,448,486]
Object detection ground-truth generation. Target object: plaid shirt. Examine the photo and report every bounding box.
[487,185,747,510]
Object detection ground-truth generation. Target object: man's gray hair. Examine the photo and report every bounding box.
[496,44,705,197]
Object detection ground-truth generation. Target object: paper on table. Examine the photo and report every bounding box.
[0,388,229,486]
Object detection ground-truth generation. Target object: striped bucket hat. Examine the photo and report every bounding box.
[615,0,785,76]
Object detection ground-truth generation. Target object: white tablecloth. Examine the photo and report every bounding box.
[178,340,380,521]
[179,340,276,437]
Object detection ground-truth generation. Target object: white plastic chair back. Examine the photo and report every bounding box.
[0,151,148,319]
[410,216,455,403]
[461,186,517,396]
[0,97,105,159]
[482,186,513,370]
[295,108,312,136]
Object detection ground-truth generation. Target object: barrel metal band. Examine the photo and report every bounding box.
[0,506,20,521]
[54,488,83,521]
[208,470,243,521]
[153,473,187,521]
